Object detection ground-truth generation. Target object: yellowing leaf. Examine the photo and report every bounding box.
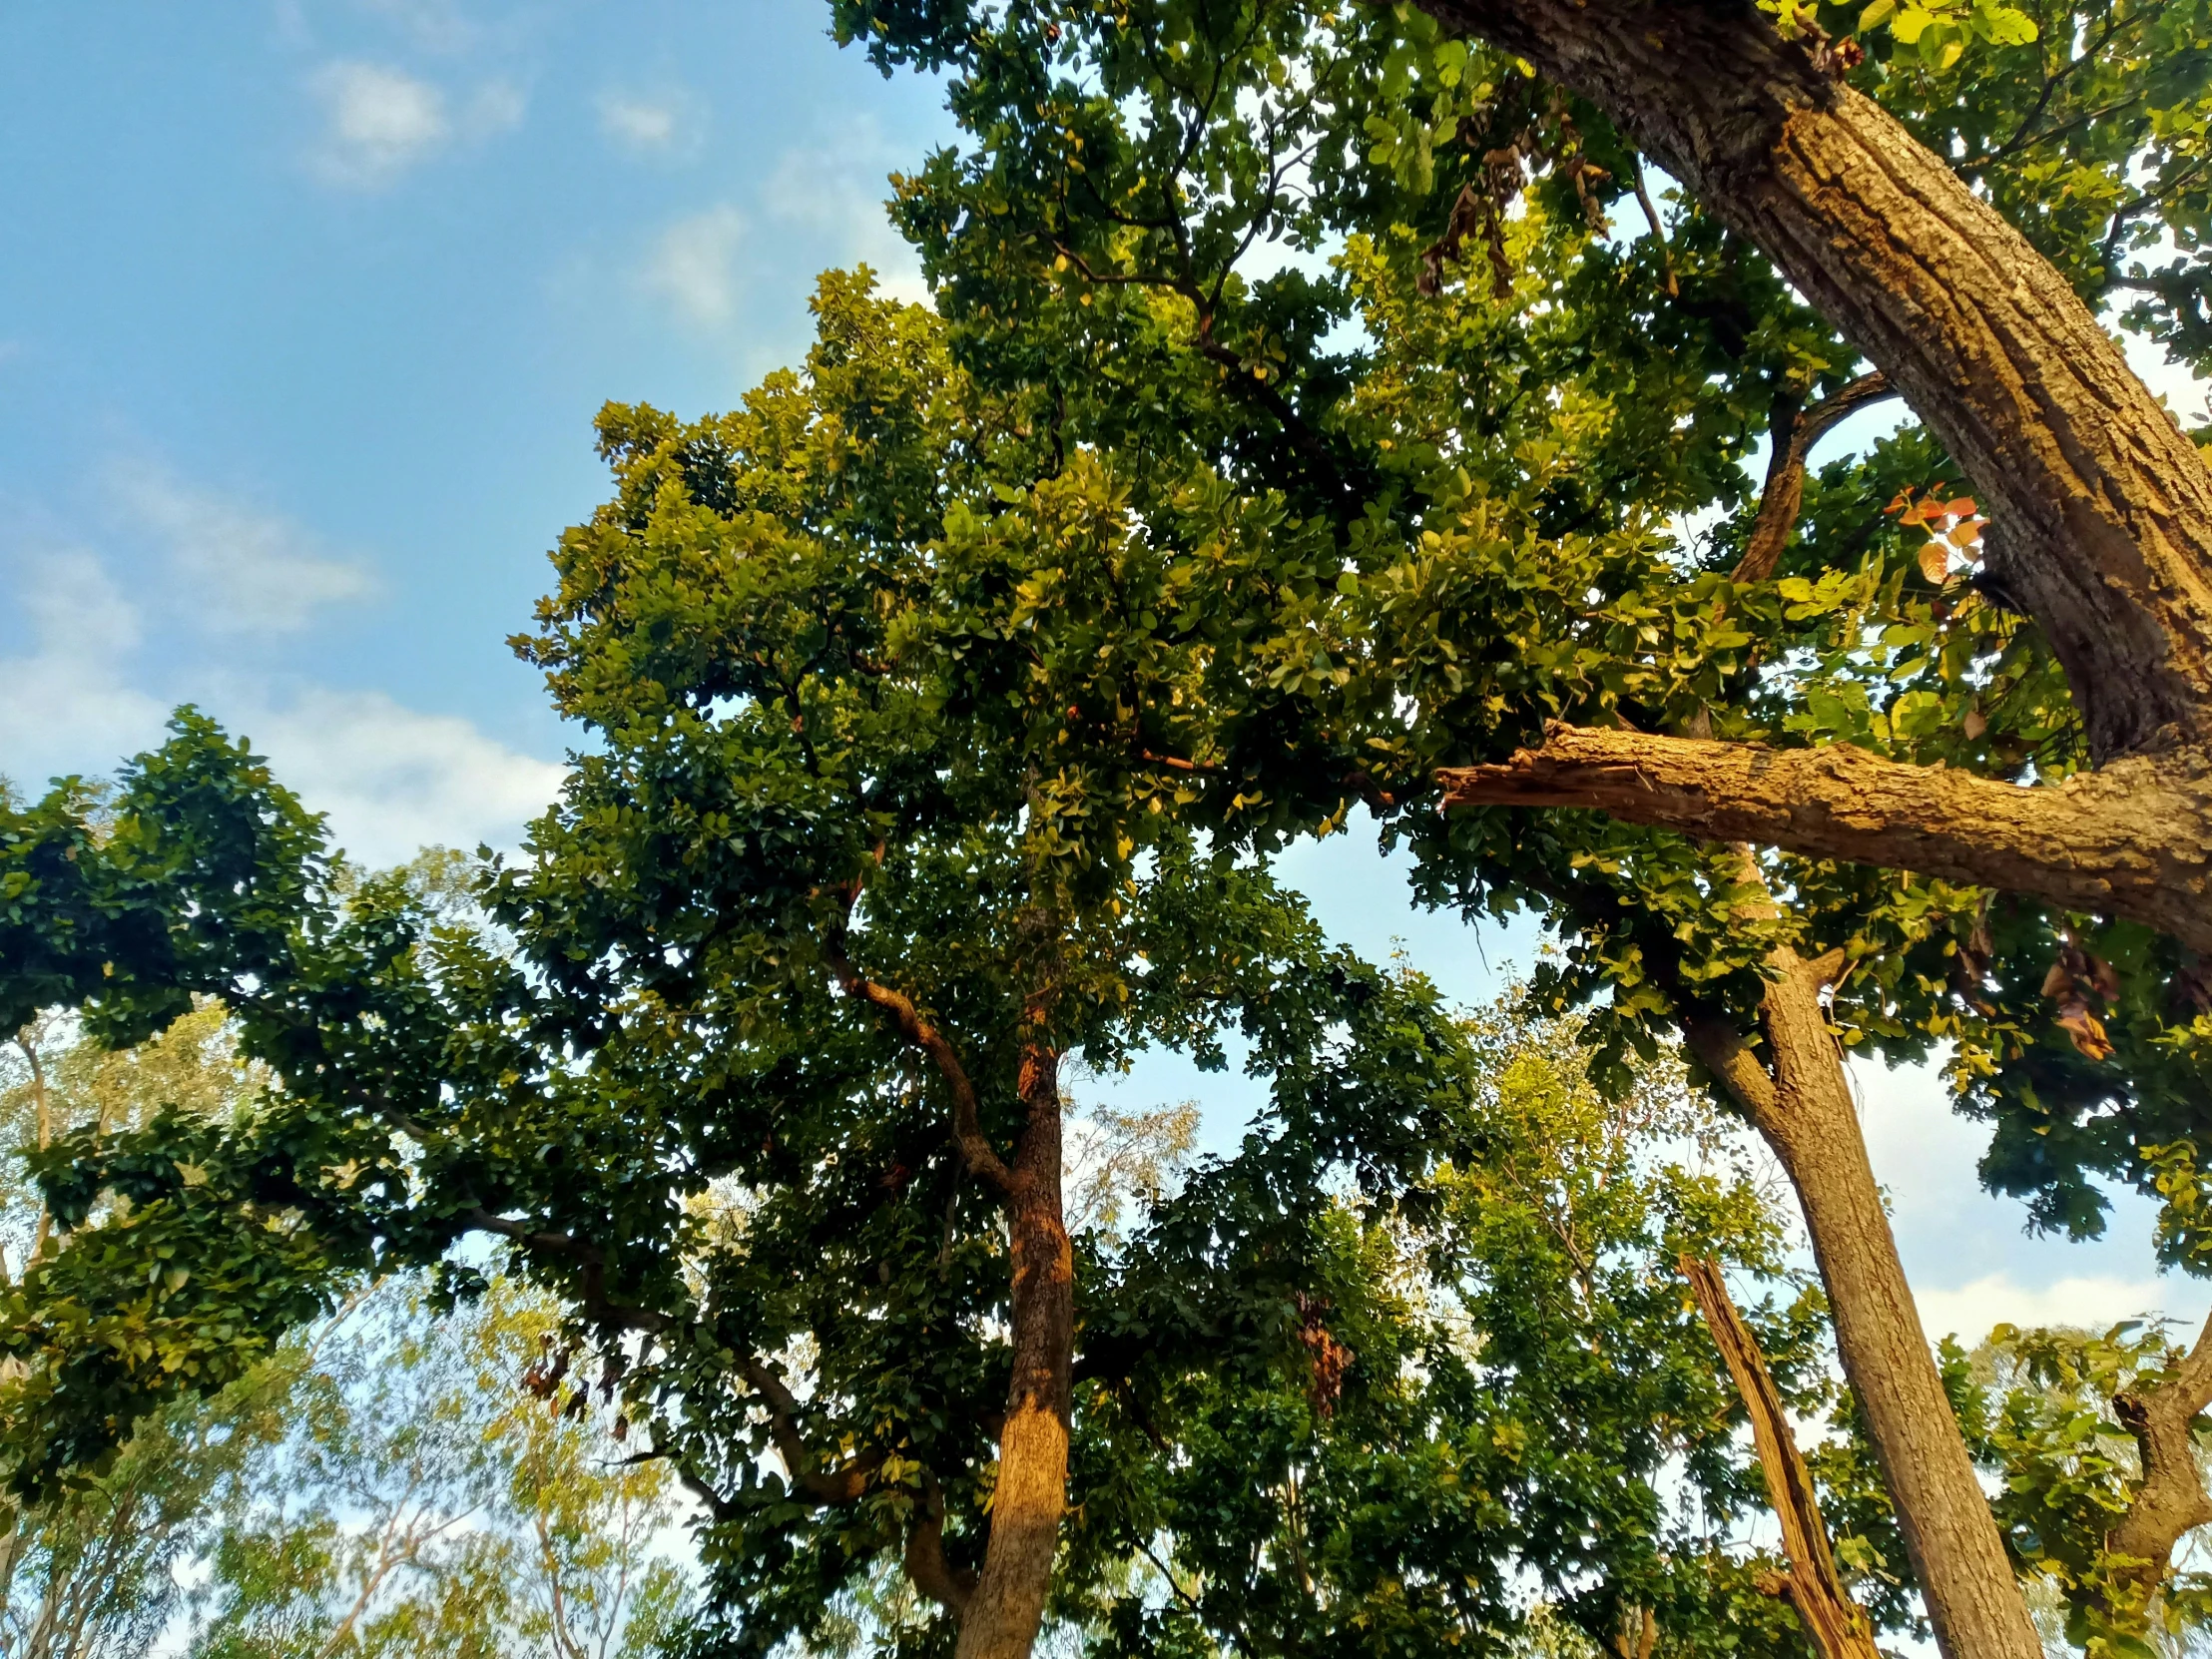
[1917,542,1951,584]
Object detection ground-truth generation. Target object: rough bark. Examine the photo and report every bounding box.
[2108,1311,2212,1597]
[955,1039,1074,1659]
[1681,1253,1883,1659]
[1439,722,2212,950]
[1682,908,2044,1659]
[1412,0,2212,766]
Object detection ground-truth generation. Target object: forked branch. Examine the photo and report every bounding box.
[1733,373,1894,584]
[2108,1311,2212,1594]
[741,1357,887,1505]
[828,943,1016,1193]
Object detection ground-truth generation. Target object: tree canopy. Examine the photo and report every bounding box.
[4,1,2212,1658]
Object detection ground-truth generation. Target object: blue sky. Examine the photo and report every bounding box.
[1,0,2201,1350]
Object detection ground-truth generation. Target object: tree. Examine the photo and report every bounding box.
[0,277,1967,1659]
[0,287,1513,1659]
[0,1001,299,1659]
[190,1276,693,1659]
[813,4,2212,1655]
[1064,997,1848,1659]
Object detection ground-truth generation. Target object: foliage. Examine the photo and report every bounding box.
[829,0,2212,1270]
[1062,998,1839,1659]
[1961,1322,2212,1659]
[190,1277,694,1659]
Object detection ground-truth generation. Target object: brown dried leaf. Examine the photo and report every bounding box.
[2054,1000,2115,1061]
[1962,707,1987,739]
[2086,952,2121,1002]
[2040,959,2075,1000]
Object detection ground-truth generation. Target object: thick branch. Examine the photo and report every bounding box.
[2108,1311,2212,1592]
[1412,0,2212,763]
[1733,373,1893,584]
[1439,723,2212,950]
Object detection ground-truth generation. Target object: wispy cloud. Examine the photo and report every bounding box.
[305,59,524,188]
[597,87,705,158]
[109,464,375,634]
[1916,1273,2206,1346]
[234,686,563,865]
[640,204,747,328]
[0,551,167,789]
[0,538,560,861]
[355,0,483,54]
[761,127,929,305]
[308,60,450,186]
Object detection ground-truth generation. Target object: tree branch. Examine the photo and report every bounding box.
[1732,372,1894,583]
[1410,0,2212,764]
[1682,1254,1884,1659]
[1438,723,2212,950]
[830,958,1016,1194]
[459,1209,676,1335]
[903,1473,977,1617]
[739,1357,886,1505]
[2107,1311,2212,1593]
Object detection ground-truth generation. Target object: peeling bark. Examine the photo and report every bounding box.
[1412,0,2212,765]
[1439,722,2212,949]
[2108,1311,2212,1597]
[1681,1254,1883,1659]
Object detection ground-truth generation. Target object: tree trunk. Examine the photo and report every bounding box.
[1412,0,2212,767]
[1439,723,2212,950]
[956,1041,1073,1659]
[1685,943,2044,1659]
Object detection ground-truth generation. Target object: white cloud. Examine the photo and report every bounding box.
[641,205,747,328]
[597,88,704,158]
[305,60,522,188]
[1915,1273,2207,1347]
[232,686,563,865]
[109,464,375,634]
[762,133,930,306]
[308,60,450,186]
[356,0,482,54]
[463,78,526,138]
[0,551,167,791]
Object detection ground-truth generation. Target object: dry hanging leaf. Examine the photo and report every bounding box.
[2054,999,2116,1060]
[2087,952,2121,1001]
[1962,707,1987,739]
